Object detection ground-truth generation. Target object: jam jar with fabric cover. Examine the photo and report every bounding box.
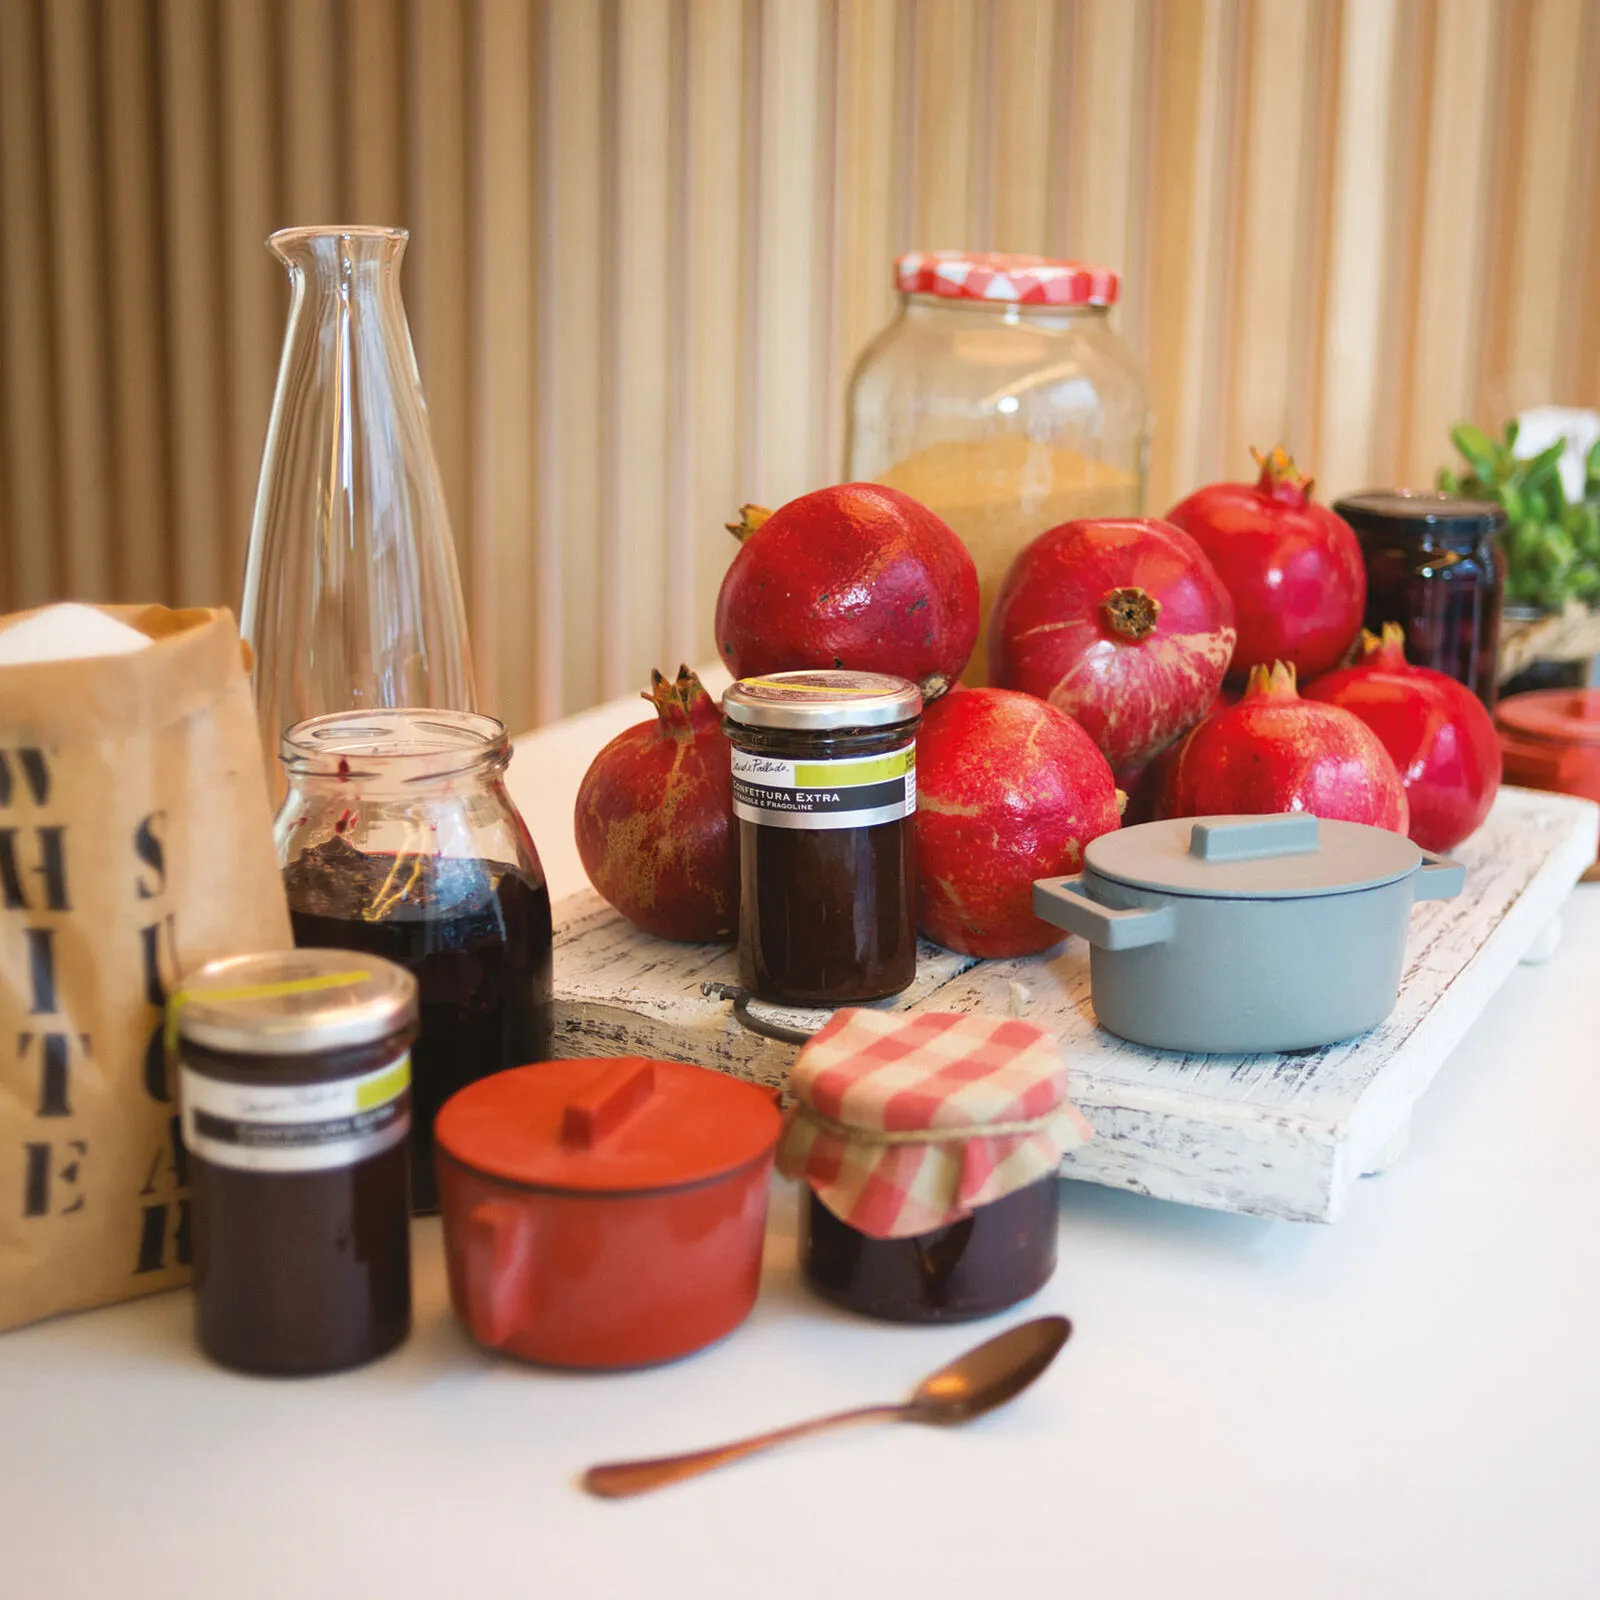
[276,709,554,1212]
[779,1008,1089,1322]
[845,251,1151,684]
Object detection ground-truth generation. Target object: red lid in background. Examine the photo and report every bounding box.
[434,1058,781,1194]
[1495,689,1600,748]
[895,250,1119,307]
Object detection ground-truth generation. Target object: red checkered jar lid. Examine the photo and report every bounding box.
[777,1009,1090,1239]
[895,250,1120,307]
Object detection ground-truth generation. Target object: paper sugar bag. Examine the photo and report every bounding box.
[0,604,291,1331]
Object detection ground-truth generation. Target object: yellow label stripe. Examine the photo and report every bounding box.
[356,1054,411,1109]
[794,750,915,787]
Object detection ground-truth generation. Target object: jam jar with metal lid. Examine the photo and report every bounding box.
[174,949,418,1375]
[722,670,921,1006]
[1335,490,1506,709]
[276,708,554,1213]
[778,1008,1089,1323]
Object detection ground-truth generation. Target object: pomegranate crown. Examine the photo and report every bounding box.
[1358,621,1408,668]
[1251,445,1314,507]
[725,505,773,543]
[1242,659,1300,701]
[644,663,717,742]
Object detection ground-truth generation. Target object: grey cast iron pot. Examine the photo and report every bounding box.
[1032,813,1465,1055]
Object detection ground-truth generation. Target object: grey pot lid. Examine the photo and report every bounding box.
[1084,813,1423,900]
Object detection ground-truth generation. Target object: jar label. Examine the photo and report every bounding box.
[731,743,916,830]
[180,1052,411,1174]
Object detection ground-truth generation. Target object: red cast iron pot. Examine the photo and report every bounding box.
[435,1056,780,1368]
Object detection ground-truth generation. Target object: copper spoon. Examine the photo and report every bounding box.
[582,1314,1072,1499]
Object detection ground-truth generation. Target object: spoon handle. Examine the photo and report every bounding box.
[582,1403,906,1499]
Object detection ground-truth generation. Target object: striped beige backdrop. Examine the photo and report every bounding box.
[1,0,1598,736]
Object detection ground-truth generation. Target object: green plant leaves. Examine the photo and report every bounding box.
[1444,416,1600,611]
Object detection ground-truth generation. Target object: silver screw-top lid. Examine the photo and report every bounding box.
[721,669,922,732]
[173,948,418,1056]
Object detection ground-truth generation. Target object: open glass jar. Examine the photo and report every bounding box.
[845,252,1150,684]
[276,709,554,1211]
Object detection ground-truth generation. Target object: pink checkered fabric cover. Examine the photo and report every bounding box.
[895,250,1120,307]
[777,1009,1091,1240]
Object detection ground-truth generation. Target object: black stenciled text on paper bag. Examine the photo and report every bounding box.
[3,745,86,1223]
[133,808,190,1278]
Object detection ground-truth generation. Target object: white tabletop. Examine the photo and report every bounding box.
[3,681,1598,1600]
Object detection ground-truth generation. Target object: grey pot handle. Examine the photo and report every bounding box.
[1032,876,1175,950]
[1413,850,1465,903]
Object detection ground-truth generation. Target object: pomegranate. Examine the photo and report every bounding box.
[914,687,1122,958]
[989,515,1236,776]
[574,665,738,941]
[1166,447,1366,684]
[1164,661,1409,831]
[1303,624,1501,851]
[715,484,979,699]
[1122,687,1238,825]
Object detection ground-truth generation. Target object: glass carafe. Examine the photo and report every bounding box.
[242,226,475,801]
[276,710,553,1212]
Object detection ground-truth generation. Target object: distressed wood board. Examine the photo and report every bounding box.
[549,787,1599,1223]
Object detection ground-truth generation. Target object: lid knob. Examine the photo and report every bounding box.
[1189,814,1319,862]
[559,1059,658,1149]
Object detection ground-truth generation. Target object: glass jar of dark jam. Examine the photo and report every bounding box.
[276,710,554,1212]
[799,1177,1059,1323]
[1335,490,1506,710]
[175,949,418,1375]
[722,671,921,1005]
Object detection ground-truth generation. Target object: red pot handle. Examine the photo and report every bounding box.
[463,1199,536,1350]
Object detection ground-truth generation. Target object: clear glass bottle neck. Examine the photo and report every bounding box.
[269,225,408,298]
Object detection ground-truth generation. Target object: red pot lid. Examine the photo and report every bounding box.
[1496,689,1600,748]
[434,1058,781,1194]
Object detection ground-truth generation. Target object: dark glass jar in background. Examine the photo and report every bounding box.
[1335,490,1506,709]
[722,671,921,1006]
[176,950,418,1376]
[276,710,554,1212]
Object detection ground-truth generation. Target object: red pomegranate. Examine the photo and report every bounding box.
[1122,687,1238,825]
[1303,624,1501,851]
[990,515,1236,776]
[1166,447,1366,684]
[914,688,1122,958]
[1164,661,1409,831]
[574,665,738,941]
[715,484,979,699]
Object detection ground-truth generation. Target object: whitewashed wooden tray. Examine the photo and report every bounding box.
[549,786,1599,1222]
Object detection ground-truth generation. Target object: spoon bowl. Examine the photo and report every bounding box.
[906,1314,1073,1423]
[583,1314,1072,1498]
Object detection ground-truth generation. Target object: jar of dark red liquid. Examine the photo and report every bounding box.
[276,709,553,1212]
[722,671,921,1005]
[1335,490,1506,709]
[175,949,418,1374]
[778,1008,1089,1323]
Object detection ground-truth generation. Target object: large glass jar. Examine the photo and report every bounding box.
[275,710,554,1212]
[845,252,1151,685]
